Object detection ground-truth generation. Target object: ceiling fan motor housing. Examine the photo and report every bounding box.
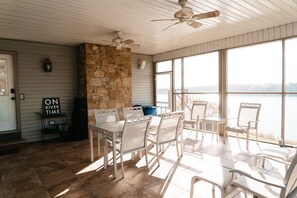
[178,0,187,6]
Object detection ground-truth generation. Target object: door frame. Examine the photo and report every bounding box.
[0,50,21,139]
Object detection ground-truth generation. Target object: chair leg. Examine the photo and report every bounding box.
[195,123,199,139]
[246,133,249,150]
[176,140,180,158]
[156,143,160,166]
[145,148,149,170]
[244,190,248,198]
[120,153,125,178]
[190,176,199,198]
[256,129,259,144]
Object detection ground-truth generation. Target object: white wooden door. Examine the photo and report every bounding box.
[0,53,17,132]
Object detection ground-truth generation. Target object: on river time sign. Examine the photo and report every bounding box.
[42,98,61,116]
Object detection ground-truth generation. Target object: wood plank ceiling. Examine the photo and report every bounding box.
[0,0,297,55]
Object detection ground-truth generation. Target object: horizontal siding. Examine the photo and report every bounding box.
[131,54,154,106]
[0,39,78,142]
[153,22,297,62]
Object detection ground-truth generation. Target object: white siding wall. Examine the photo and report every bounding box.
[0,39,78,142]
[153,22,297,62]
[131,54,154,106]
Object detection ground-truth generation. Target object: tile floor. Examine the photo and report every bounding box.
[0,130,287,198]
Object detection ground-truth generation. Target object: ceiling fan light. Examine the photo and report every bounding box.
[116,45,122,50]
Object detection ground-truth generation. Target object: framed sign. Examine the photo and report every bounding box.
[42,98,61,116]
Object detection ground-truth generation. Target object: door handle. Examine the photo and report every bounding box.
[11,97,15,100]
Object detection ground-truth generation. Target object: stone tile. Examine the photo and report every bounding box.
[2,167,45,196]
[39,167,76,189]
[90,179,147,198]
[0,135,288,198]
[4,189,50,198]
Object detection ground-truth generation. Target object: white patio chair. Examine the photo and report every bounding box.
[93,108,119,124]
[190,166,233,198]
[148,111,183,166]
[93,108,120,167]
[254,146,297,172]
[229,152,297,198]
[225,103,261,150]
[104,116,152,178]
[183,101,208,139]
[122,106,144,119]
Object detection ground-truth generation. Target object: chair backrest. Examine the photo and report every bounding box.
[282,152,297,198]
[94,108,119,124]
[157,112,183,144]
[120,116,152,153]
[191,101,208,120]
[122,106,144,119]
[237,103,261,129]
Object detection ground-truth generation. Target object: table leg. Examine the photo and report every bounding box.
[181,125,184,156]
[203,121,206,139]
[112,134,117,178]
[89,129,94,162]
[97,133,100,158]
[223,123,226,144]
[215,122,219,141]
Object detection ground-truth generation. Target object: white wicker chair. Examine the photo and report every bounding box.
[183,101,208,139]
[225,103,261,150]
[104,116,152,178]
[148,111,183,166]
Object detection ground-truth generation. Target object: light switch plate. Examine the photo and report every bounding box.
[19,93,25,100]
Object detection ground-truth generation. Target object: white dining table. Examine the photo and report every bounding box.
[88,116,161,178]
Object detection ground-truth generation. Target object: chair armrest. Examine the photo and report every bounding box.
[229,162,285,189]
[247,120,260,130]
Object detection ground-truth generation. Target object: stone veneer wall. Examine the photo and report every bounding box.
[78,43,132,123]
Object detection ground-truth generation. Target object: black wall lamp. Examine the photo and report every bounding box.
[43,57,52,72]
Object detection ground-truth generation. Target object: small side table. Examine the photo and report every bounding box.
[201,117,226,143]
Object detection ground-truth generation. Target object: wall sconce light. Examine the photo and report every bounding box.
[138,60,146,70]
[43,57,52,72]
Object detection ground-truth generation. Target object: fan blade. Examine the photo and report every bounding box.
[163,21,181,31]
[130,43,140,47]
[102,39,112,43]
[151,18,178,22]
[123,39,135,45]
[192,10,220,20]
[187,20,202,28]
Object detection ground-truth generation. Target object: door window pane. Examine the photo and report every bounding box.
[227,41,282,92]
[0,59,8,96]
[184,52,218,92]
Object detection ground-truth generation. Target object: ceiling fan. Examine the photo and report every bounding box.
[106,31,140,50]
[151,0,220,31]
